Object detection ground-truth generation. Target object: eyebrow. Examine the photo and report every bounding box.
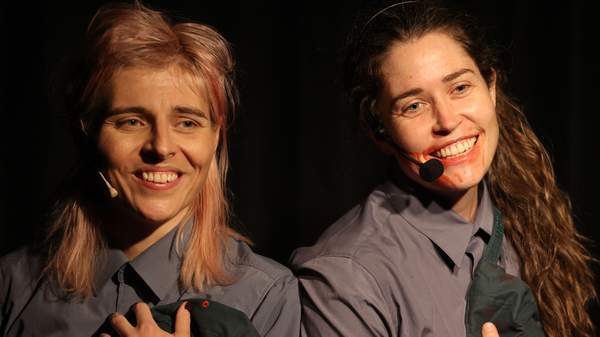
[442,68,474,83]
[106,106,150,116]
[107,106,208,118]
[389,68,475,106]
[391,88,424,103]
[173,106,209,118]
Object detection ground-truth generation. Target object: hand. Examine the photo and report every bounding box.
[482,322,500,337]
[100,302,191,337]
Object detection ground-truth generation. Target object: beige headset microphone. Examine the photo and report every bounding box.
[98,171,119,198]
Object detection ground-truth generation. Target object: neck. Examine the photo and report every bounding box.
[393,167,480,222]
[102,204,191,260]
[444,185,479,223]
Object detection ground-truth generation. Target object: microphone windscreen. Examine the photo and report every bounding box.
[419,159,444,182]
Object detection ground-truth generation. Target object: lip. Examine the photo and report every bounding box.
[133,166,183,191]
[430,134,482,166]
[425,134,480,154]
[136,166,182,173]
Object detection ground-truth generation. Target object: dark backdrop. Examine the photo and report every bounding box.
[1,0,599,324]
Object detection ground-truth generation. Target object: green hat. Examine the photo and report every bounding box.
[466,209,546,337]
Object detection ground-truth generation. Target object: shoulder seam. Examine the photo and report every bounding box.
[247,271,294,319]
[301,255,387,300]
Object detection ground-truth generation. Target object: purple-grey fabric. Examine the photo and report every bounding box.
[0,222,300,337]
[291,179,521,337]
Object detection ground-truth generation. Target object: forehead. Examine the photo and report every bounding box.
[379,32,480,86]
[109,65,209,109]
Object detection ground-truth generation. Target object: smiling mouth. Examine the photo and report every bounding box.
[430,136,478,159]
[135,171,180,184]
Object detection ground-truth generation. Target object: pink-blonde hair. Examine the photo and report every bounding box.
[44,2,245,297]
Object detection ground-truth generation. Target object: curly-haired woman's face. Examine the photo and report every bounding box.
[375,32,499,200]
[97,66,219,225]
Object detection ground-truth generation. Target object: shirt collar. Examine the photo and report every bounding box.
[473,183,494,238]
[93,246,129,296]
[384,171,495,268]
[93,217,193,300]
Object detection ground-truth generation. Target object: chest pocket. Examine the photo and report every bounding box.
[465,209,546,337]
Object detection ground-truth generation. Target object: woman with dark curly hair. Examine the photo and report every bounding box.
[292,2,596,337]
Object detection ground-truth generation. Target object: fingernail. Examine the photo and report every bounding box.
[109,312,119,321]
[483,322,495,333]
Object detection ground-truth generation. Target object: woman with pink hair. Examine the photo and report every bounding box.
[0,3,299,337]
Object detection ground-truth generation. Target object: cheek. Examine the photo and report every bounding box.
[188,149,216,170]
[97,133,139,169]
[390,119,431,154]
[489,114,500,147]
[182,135,219,170]
[481,109,500,161]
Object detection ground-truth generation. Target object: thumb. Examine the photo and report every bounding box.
[174,302,191,336]
[482,322,500,337]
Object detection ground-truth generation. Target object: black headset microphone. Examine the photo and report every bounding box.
[371,120,444,183]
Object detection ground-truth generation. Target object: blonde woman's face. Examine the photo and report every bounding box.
[97,66,219,224]
[375,32,499,198]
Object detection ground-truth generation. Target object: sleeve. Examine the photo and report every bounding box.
[0,256,12,336]
[0,260,5,333]
[295,256,395,337]
[250,272,301,337]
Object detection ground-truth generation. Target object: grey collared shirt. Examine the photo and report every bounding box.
[0,224,300,337]
[291,180,520,337]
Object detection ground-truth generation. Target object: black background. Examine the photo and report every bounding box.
[1,0,599,325]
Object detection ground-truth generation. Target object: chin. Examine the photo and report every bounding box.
[133,203,191,226]
[434,168,484,193]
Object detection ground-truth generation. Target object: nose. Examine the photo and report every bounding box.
[142,123,176,162]
[431,98,461,136]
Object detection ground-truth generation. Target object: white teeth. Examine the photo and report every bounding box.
[432,136,477,158]
[141,172,178,183]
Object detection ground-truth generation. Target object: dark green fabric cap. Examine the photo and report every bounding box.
[465,209,546,337]
[466,260,545,337]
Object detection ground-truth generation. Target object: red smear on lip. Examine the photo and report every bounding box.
[404,151,461,188]
[407,151,427,162]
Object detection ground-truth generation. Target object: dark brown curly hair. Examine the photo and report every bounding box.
[343,2,597,337]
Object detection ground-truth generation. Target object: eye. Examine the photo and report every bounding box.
[115,117,145,130]
[176,118,205,130]
[400,101,425,117]
[452,83,471,95]
[180,120,197,128]
[407,102,421,111]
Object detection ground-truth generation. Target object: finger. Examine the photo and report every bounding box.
[99,334,111,337]
[174,301,191,336]
[482,322,500,337]
[132,302,156,327]
[110,313,136,336]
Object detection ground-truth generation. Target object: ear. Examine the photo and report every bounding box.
[369,130,396,156]
[488,69,497,107]
[366,102,397,156]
